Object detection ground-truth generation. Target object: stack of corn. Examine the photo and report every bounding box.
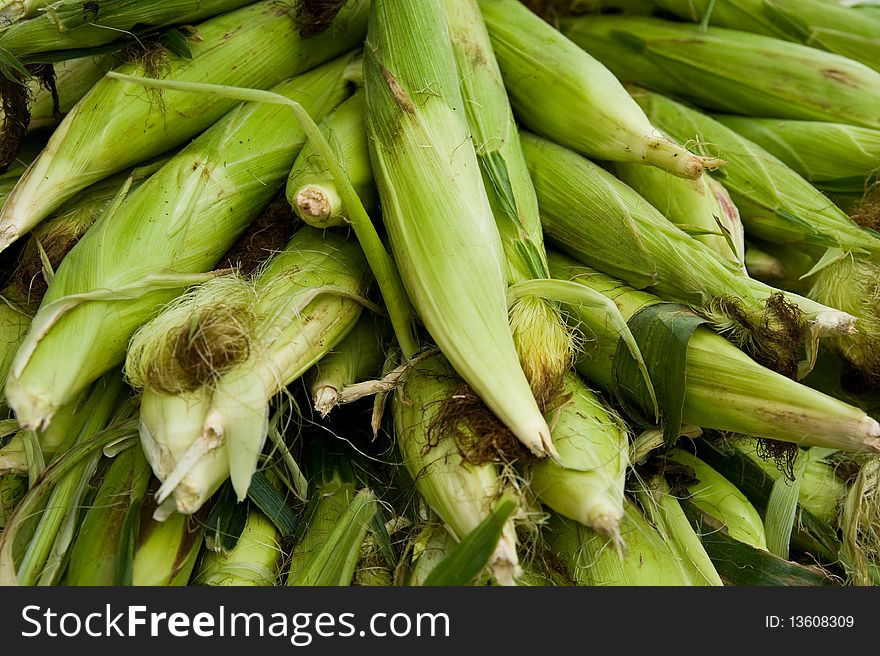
[1,0,879,587]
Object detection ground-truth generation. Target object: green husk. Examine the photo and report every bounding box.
[6,55,354,431]
[131,500,203,586]
[560,14,880,128]
[446,0,573,405]
[545,501,707,585]
[309,313,386,417]
[548,252,880,453]
[0,473,25,528]
[478,0,720,179]
[194,503,283,586]
[611,161,746,271]
[26,54,118,132]
[524,132,857,378]
[0,0,49,22]
[364,0,554,458]
[392,350,522,585]
[652,0,880,73]
[286,444,377,587]
[633,473,724,585]
[715,116,880,194]
[127,226,371,513]
[0,0,259,58]
[287,89,377,229]
[0,0,369,251]
[530,372,629,539]
[62,443,152,585]
[664,447,767,549]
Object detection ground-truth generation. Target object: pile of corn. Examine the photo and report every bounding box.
[0,0,878,587]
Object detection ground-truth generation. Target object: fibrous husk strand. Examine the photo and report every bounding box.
[703,292,805,380]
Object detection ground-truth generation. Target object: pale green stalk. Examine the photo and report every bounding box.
[6,56,354,431]
[478,0,719,179]
[0,0,370,251]
[287,89,378,228]
[309,313,385,417]
[548,252,880,453]
[365,0,554,457]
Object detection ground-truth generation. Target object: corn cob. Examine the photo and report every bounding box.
[611,161,746,271]
[193,503,283,586]
[364,0,554,458]
[714,116,880,194]
[128,226,370,513]
[630,89,880,384]
[6,56,354,431]
[0,0,369,252]
[530,372,629,539]
[445,0,573,405]
[477,0,719,179]
[62,443,153,585]
[309,313,386,417]
[523,132,856,377]
[548,252,880,453]
[652,0,880,73]
[545,501,709,585]
[665,447,768,550]
[560,15,880,129]
[392,350,522,585]
[287,89,378,229]
[0,0,260,58]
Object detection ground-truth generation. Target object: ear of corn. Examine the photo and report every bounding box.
[530,372,629,539]
[128,225,371,512]
[6,55,354,431]
[632,473,724,586]
[193,503,283,586]
[629,89,880,384]
[477,0,718,179]
[286,443,378,587]
[392,350,522,585]
[62,443,153,586]
[652,0,880,73]
[665,447,768,550]
[364,0,554,458]
[523,131,857,377]
[714,116,880,195]
[545,501,705,585]
[444,0,573,404]
[287,89,378,229]
[610,161,746,272]
[0,0,369,251]
[560,15,880,129]
[0,0,263,58]
[131,501,203,586]
[548,251,880,453]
